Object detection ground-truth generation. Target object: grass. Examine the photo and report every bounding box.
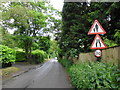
[0,67,20,80]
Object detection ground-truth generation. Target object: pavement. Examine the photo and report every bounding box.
[2,59,72,88]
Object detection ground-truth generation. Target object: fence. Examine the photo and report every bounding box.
[78,45,120,66]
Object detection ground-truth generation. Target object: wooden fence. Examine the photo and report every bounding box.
[78,45,120,66]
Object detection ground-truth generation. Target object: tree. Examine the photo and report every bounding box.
[60,2,92,58]
[2,3,47,61]
[89,2,120,42]
[114,29,120,44]
[32,36,50,52]
[48,40,60,58]
[60,2,120,59]
[1,1,61,62]
[0,26,16,48]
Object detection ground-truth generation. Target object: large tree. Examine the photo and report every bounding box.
[60,2,120,58]
[1,1,61,61]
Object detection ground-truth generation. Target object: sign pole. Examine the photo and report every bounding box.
[96,57,101,62]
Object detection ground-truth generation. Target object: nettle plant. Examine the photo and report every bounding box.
[69,62,119,88]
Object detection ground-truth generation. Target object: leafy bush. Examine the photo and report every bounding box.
[0,45,16,67]
[59,59,73,68]
[32,49,47,64]
[16,50,26,62]
[69,62,120,89]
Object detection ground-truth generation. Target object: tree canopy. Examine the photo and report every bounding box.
[59,2,120,58]
[1,1,61,61]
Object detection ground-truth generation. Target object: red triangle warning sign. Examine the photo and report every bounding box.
[90,34,107,49]
[88,20,106,35]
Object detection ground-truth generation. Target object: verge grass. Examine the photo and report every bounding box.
[0,67,20,80]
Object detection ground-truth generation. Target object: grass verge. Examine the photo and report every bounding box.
[0,67,20,80]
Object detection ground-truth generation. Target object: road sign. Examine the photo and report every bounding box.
[90,34,107,49]
[94,50,102,57]
[88,20,106,35]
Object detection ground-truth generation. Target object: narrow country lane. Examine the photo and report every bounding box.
[2,59,72,88]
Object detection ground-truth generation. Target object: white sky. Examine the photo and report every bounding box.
[49,0,64,11]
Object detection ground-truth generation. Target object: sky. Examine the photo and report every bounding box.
[49,0,64,11]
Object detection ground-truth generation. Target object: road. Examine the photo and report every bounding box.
[2,59,72,88]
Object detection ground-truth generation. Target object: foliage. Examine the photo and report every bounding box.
[59,2,120,58]
[59,59,73,68]
[0,45,16,67]
[33,36,50,52]
[65,48,78,58]
[114,29,120,44]
[69,62,120,88]
[60,2,94,58]
[104,37,117,47]
[1,3,46,61]
[1,1,61,62]
[0,27,16,48]
[16,50,26,62]
[48,40,60,58]
[31,49,47,64]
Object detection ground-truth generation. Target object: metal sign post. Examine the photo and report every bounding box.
[88,20,107,62]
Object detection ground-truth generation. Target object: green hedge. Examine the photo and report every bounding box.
[69,62,120,89]
[16,50,26,62]
[59,59,73,68]
[32,49,47,64]
[0,45,16,65]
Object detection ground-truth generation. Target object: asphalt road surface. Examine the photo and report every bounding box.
[2,59,72,88]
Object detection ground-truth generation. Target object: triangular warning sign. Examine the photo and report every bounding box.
[90,34,107,49]
[88,20,106,35]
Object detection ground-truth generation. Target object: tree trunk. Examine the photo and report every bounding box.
[29,40,32,63]
[24,39,32,63]
[24,40,29,62]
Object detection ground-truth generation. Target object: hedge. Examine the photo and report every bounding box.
[16,50,26,62]
[59,59,73,68]
[32,49,47,64]
[0,45,16,67]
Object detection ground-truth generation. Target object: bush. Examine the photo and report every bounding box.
[32,49,47,64]
[69,62,120,89]
[59,59,73,68]
[0,45,16,67]
[16,50,26,62]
